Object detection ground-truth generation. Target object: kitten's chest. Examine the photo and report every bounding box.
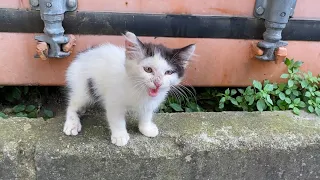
[126,93,166,112]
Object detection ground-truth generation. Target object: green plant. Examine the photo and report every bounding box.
[159,87,204,113]
[218,58,320,116]
[0,104,54,119]
[0,86,55,119]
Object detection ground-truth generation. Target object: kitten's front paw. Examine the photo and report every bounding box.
[111,131,130,146]
[139,123,159,137]
[63,115,82,136]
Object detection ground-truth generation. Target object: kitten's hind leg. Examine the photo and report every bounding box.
[63,88,91,136]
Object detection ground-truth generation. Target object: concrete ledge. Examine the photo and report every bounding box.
[1,111,320,180]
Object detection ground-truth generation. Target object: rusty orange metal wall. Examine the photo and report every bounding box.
[1,0,320,86]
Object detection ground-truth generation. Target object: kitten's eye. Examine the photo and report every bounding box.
[165,70,174,75]
[143,67,153,73]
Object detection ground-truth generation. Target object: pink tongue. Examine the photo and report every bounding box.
[148,87,159,97]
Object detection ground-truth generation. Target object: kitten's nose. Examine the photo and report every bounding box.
[154,81,162,88]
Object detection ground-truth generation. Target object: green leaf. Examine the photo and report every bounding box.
[299,101,306,108]
[169,103,183,112]
[245,86,254,95]
[278,83,286,91]
[263,84,274,92]
[225,88,230,95]
[187,102,198,110]
[293,61,303,68]
[248,96,255,105]
[231,89,237,96]
[305,91,312,97]
[284,58,291,66]
[285,97,291,104]
[293,107,300,115]
[300,80,308,88]
[292,68,299,73]
[13,105,26,113]
[220,97,226,103]
[289,104,294,109]
[315,91,320,97]
[230,98,239,106]
[15,112,28,117]
[219,103,224,109]
[12,87,22,100]
[288,79,294,88]
[266,95,273,105]
[292,90,299,96]
[308,106,315,113]
[257,99,266,112]
[293,98,300,104]
[43,109,54,119]
[25,105,36,113]
[0,112,8,119]
[27,111,37,118]
[285,89,291,95]
[238,89,244,94]
[316,107,320,116]
[273,106,280,111]
[236,96,243,103]
[280,74,289,79]
[279,92,286,100]
[253,80,262,90]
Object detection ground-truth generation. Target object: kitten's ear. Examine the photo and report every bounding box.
[175,44,196,67]
[123,31,145,60]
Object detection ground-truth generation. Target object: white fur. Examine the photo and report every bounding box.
[63,32,195,146]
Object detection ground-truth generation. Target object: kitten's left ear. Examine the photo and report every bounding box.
[177,44,196,61]
[123,31,145,60]
[175,44,196,67]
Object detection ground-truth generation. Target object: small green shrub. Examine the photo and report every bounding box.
[218,58,320,116]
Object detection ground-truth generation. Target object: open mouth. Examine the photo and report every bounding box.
[148,87,159,97]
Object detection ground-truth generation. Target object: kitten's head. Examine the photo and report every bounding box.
[124,31,195,97]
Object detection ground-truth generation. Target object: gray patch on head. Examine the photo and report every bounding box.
[141,43,191,78]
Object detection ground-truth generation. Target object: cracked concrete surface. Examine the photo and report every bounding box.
[0,111,320,180]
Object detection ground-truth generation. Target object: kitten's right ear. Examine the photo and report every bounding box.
[123,31,145,60]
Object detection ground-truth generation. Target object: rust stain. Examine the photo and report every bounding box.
[209,7,242,15]
[169,1,191,15]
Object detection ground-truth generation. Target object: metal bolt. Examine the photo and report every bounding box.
[256,6,265,15]
[280,12,286,17]
[67,0,77,8]
[46,2,52,8]
[29,0,39,7]
[289,8,294,17]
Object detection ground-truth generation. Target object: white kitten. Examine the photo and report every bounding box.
[63,31,196,146]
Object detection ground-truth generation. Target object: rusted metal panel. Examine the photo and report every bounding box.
[1,0,320,19]
[1,0,320,86]
[0,33,320,86]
